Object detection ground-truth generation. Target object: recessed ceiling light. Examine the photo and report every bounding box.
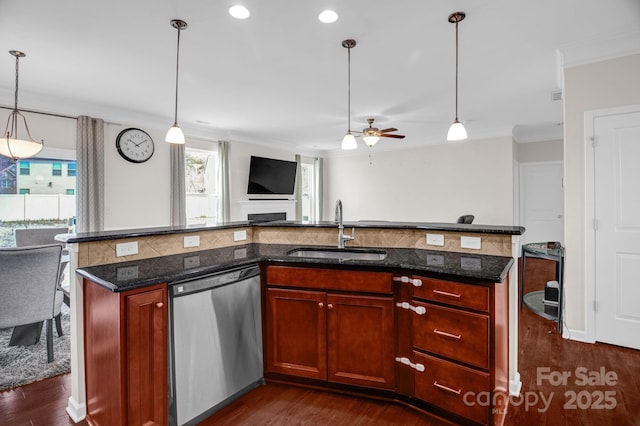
[229,5,250,19]
[318,10,338,23]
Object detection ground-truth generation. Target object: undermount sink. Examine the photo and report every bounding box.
[287,248,387,261]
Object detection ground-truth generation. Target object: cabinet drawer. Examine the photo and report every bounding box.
[414,352,490,425]
[266,266,393,294]
[413,302,489,369]
[413,276,489,312]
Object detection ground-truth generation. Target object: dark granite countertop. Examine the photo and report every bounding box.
[59,220,524,244]
[76,243,514,292]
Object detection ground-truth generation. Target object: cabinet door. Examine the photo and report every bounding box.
[265,288,327,380]
[126,288,167,426]
[327,294,395,390]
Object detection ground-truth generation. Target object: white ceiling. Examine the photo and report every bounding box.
[1,0,639,156]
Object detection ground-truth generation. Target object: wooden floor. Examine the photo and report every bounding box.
[2,257,639,425]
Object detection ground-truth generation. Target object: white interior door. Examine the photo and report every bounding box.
[519,162,564,245]
[594,110,640,350]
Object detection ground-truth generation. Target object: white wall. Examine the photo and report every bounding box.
[563,53,640,335]
[515,139,563,163]
[323,136,514,225]
[228,141,296,221]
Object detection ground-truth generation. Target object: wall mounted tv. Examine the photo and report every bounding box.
[247,156,297,195]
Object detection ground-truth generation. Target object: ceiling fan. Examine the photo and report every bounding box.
[358,118,405,147]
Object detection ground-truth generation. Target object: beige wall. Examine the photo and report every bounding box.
[323,136,515,225]
[515,139,563,163]
[563,53,640,335]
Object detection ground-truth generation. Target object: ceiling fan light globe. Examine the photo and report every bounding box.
[362,135,380,147]
[341,133,358,150]
[166,125,185,144]
[447,120,467,141]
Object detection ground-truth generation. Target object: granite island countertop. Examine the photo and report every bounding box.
[76,243,515,292]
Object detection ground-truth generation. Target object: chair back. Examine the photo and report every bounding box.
[14,227,69,247]
[0,244,63,329]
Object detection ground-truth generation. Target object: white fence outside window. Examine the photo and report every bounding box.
[0,194,76,221]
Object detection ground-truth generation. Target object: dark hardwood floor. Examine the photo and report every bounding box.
[2,257,639,425]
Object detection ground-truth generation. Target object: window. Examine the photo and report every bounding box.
[300,161,316,221]
[19,188,30,194]
[66,189,75,195]
[19,161,30,176]
[52,162,62,176]
[67,162,76,177]
[185,147,219,225]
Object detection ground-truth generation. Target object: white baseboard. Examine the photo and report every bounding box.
[509,372,522,396]
[66,396,86,423]
[562,326,595,343]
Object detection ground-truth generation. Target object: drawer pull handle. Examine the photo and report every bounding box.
[433,381,462,395]
[433,289,461,299]
[155,302,164,308]
[319,302,324,308]
[393,276,423,287]
[394,357,425,372]
[433,329,461,340]
[395,302,426,315]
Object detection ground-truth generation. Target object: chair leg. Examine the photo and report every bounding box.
[55,313,63,337]
[46,319,54,363]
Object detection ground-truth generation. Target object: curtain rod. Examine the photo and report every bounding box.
[0,104,120,125]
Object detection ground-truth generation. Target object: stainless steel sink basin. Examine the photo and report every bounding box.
[287,248,387,261]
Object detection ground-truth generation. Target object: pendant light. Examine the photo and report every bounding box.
[447,12,468,142]
[166,19,188,144]
[1,51,44,161]
[341,39,357,150]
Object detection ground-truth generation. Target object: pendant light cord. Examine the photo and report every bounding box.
[13,54,20,112]
[173,25,181,126]
[454,19,459,121]
[347,44,351,133]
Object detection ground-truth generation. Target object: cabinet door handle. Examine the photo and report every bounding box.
[319,302,324,308]
[433,381,462,395]
[393,276,423,287]
[432,289,461,299]
[395,357,425,372]
[433,329,461,340]
[327,304,333,310]
[155,302,164,308]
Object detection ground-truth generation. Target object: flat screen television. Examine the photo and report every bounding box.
[247,156,297,195]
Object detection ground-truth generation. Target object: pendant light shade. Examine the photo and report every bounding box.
[1,50,44,161]
[447,12,467,142]
[341,39,358,150]
[166,19,188,144]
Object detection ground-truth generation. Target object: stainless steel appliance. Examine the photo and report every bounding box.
[168,265,263,425]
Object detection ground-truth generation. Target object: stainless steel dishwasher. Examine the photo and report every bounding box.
[168,265,263,426]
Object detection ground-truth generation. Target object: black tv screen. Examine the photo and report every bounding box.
[247,156,297,195]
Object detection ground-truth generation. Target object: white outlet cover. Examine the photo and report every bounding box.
[184,235,200,248]
[234,230,247,241]
[116,241,138,257]
[426,233,445,246]
[460,236,482,250]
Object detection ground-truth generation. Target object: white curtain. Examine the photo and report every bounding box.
[314,157,323,221]
[170,143,186,226]
[76,116,104,232]
[294,154,302,220]
[217,141,230,223]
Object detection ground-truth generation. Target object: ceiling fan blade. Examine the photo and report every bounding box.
[380,134,405,139]
[378,128,398,133]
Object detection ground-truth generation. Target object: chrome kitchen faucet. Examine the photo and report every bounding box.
[335,199,355,248]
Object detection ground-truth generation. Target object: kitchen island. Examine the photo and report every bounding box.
[61,220,524,425]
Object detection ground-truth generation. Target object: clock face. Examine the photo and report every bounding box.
[116,128,154,163]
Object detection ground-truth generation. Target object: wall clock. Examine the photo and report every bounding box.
[116,128,154,163]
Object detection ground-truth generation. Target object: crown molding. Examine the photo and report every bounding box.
[558,31,640,69]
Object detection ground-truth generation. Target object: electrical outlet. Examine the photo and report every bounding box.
[184,235,200,248]
[426,233,444,246]
[234,230,247,241]
[116,241,138,257]
[460,236,481,250]
[183,255,201,269]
